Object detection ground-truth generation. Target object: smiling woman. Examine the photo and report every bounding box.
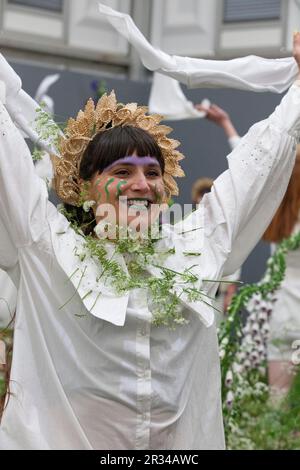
[1,36,300,450]
[88,155,165,233]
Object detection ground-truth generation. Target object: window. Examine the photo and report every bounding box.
[7,0,63,13]
[223,0,281,23]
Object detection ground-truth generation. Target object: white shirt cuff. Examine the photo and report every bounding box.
[228,135,241,150]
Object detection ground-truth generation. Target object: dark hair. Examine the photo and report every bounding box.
[80,125,164,180]
[63,125,164,236]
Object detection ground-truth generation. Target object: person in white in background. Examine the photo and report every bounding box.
[263,150,300,395]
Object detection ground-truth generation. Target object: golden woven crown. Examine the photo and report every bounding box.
[51,91,185,206]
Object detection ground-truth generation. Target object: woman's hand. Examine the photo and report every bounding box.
[195,103,230,126]
[195,103,239,139]
[293,31,300,76]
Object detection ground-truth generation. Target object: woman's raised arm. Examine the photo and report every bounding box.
[202,34,300,276]
[0,74,48,248]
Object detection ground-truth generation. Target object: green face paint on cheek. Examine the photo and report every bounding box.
[93,177,102,203]
[116,180,128,198]
[105,178,115,201]
[153,183,163,204]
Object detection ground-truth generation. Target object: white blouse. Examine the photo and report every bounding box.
[0,77,300,449]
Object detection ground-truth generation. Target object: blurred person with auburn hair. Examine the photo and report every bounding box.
[263,149,300,394]
[191,177,214,205]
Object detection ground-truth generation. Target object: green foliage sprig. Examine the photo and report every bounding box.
[34,102,62,150]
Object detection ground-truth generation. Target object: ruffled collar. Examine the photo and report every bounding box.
[48,206,215,328]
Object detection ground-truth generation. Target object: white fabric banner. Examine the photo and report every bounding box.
[98,3,298,94]
[149,72,210,120]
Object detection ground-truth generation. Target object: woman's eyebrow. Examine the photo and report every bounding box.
[113,162,160,167]
[104,156,160,171]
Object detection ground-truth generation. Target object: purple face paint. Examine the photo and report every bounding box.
[103,156,161,173]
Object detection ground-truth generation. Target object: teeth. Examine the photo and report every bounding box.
[127,200,149,207]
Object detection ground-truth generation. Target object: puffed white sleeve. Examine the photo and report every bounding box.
[203,82,300,277]
[0,87,48,248]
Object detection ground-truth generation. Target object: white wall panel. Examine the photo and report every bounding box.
[221,25,282,51]
[218,0,285,55]
[151,0,217,57]
[4,8,63,38]
[68,0,131,55]
[224,0,281,22]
